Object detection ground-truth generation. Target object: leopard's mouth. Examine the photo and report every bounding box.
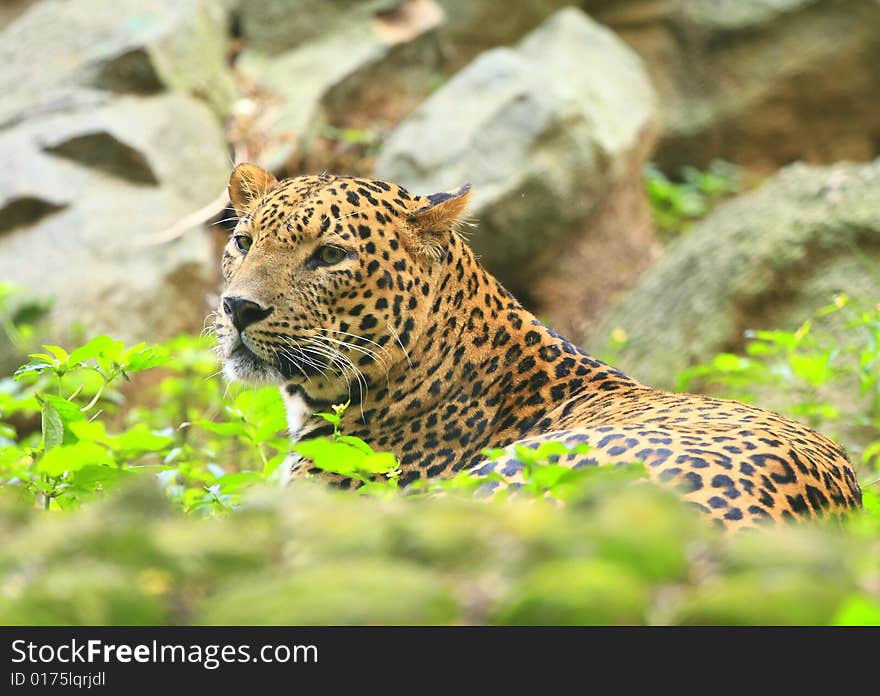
[220,329,340,385]
[222,339,285,385]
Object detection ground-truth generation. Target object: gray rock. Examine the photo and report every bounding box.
[375,7,658,326]
[237,2,443,172]
[237,0,403,55]
[0,0,235,125]
[435,0,571,67]
[591,158,880,391]
[682,0,820,32]
[0,0,36,29]
[584,0,880,169]
[0,93,230,351]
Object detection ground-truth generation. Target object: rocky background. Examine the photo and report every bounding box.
[2,0,879,390]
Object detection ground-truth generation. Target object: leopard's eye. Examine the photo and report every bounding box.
[233,234,253,254]
[315,245,348,266]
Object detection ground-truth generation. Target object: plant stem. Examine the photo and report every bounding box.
[81,377,109,414]
[255,442,269,471]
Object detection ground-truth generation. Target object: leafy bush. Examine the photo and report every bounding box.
[644,160,741,239]
[0,331,292,513]
[1,286,879,625]
[677,294,880,498]
[0,471,877,626]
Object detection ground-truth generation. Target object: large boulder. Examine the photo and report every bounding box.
[591,158,880,390]
[235,0,567,65]
[0,0,235,124]
[237,0,403,56]
[375,7,658,335]
[0,93,230,353]
[0,0,236,371]
[0,0,36,29]
[235,0,444,173]
[584,0,880,170]
[434,0,571,66]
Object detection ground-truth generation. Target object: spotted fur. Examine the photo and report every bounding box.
[215,164,862,529]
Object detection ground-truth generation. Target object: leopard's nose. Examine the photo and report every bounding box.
[222,296,273,332]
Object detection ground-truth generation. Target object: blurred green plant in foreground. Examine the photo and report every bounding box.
[0,283,878,625]
[0,469,877,626]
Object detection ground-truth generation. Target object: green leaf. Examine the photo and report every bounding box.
[43,345,69,365]
[532,441,589,461]
[40,401,64,452]
[861,441,880,468]
[789,352,832,387]
[359,451,398,475]
[195,419,249,437]
[263,451,288,478]
[482,448,506,461]
[65,465,133,494]
[40,394,85,445]
[0,390,39,418]
[789,402,840,421]
[37,442,113,476]
[94,336,126,363]
[527,463,572,491]
[0,444,28,468]
[293,438,374,480]
[13,360,54,379]
[315,411,341,427]
[253,418,288,442]
[832,595,880,626]
[123,345,169,372]
[233,388,287,433]
[112,424,174,454]
[336,435,375,455]
[712,353,750,372]
[217,472,262,494]
[69,421,174,454]
[860,488,880,516]
[750,328,800,351]
[67,420,109,444]
[0,423,17,443]
[68,335,121,364]
[41,394,86,425]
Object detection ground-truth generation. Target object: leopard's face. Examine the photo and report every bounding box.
[215,165,470,400]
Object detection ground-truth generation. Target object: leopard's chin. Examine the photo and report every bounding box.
[222,342,285,385]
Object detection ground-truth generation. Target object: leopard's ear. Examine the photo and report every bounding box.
[228,163,278,215]
[407,183,472,259]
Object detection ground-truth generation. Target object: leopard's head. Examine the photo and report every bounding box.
[215,163,471,402]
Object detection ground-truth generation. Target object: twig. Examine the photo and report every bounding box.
[138,188,231,246]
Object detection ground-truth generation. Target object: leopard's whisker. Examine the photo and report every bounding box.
[386,322,413,370]
[304,335,369,422]
[315,328,393,357]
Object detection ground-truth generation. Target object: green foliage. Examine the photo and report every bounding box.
[2,331,619,511]
[1,288,879,625]
[480,441,648,502]
[678,294,880,472]
[292,401,401,494]
[644,160,741,239]
[2,335,171,510]
[0,332,293,513]
[0,476,876,626]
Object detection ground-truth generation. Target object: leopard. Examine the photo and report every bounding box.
[214,163,862,529]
